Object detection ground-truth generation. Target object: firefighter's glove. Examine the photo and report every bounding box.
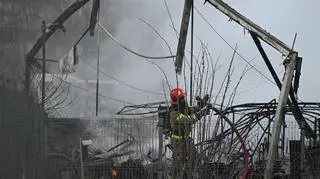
[206,103,213,115]
[201,94,210,108]
[196,96,204,108]
[196,94,210,108]
[203,94,210,104]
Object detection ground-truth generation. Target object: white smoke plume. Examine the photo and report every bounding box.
[66,0,177,158]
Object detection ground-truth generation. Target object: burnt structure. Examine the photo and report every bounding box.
[46,117,162,179]
[117,99,320,178]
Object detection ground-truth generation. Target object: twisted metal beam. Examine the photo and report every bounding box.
[210,106,249,179]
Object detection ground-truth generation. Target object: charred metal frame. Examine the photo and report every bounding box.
[116,101,167,115]
[250,32,315,139]
[25,0,98,95]
[116,1,319,177]
[116,100,320,155]
[89,0,100,36]
[206,0,315,139]
[203,2,315,176]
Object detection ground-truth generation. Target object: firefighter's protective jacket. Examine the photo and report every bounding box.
[169,102,201,140]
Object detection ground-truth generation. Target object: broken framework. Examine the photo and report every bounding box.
[174,0,316,178]
[117,0,320,178]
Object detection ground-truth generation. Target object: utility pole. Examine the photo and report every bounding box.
[41,20,46,110]
[264,52,297,179]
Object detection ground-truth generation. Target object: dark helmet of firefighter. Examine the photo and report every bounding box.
[170,87,185,104]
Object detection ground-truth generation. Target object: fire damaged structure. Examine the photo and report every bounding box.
[116,100,320,179]
[46,116,163,179]
[43,100,320,179]
[2,0,320,179]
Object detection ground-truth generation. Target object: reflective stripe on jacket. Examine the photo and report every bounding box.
[170,111,197,140]
[171,134,185,141]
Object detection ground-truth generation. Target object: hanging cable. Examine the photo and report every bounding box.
[97,22,176,60]
[136,17,178,89]
[50,73,134,104]
[194,7,276,86]
[81,59,165,96]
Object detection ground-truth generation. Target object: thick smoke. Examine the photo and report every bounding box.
[69,0,177,156]
[99,1,174,108]
[70,0,177,117]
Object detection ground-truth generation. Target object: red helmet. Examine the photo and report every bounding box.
[170,88,185,104]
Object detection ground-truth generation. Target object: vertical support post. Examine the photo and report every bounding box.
[318,118,320,140]
[158,119,163,179]
[281,111,286,163]
[189,0,194,105]
[264,52,297,179]
[293,57,302,94]
[313,118,317,146]
[41,20,46,110]
[79,138,85,179]
[95,20,100,116]
[175,0,192,74]
[300,122,306,179]
[157,106,166,179]
[267,115,271,142]
[44,119,48,179]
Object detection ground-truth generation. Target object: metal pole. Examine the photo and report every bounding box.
[158,121,163,179]
[95,19,100,116]
[44,119,48,179]
[41,20,46,110]
[79,138,85,179]
[281,111,285,160]
[158,106,164,179]
[313,119,317,146]
[189,0,194,105]
[264,52,297,179]
[300,122,306,179]
[175,0,192,74]
[318,118,320,140]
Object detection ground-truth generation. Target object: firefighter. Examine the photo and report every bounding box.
[168,87,211,179]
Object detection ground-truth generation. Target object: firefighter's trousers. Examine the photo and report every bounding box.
[170,137,199,179]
